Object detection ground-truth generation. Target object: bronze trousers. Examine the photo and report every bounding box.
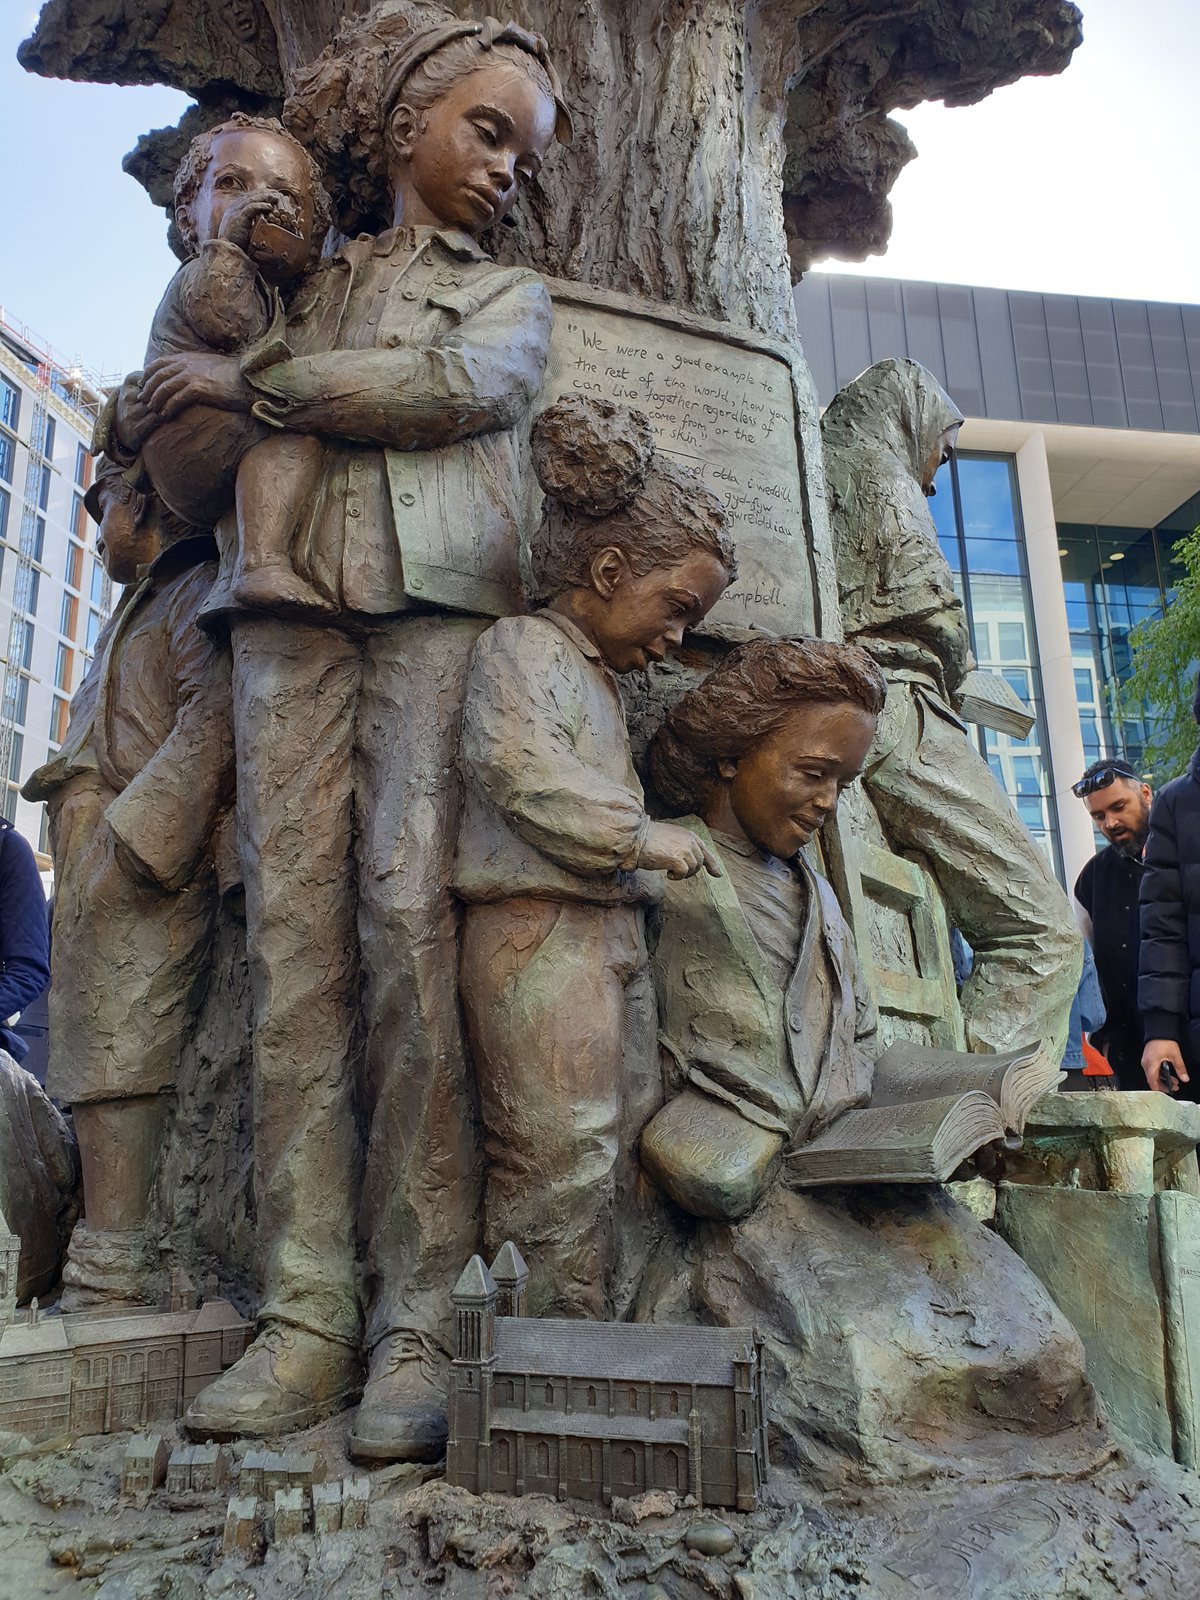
[866,679,1082,1060]
[459,897,648,1321]
[231,612,485,1356]
[47,775,217,1105]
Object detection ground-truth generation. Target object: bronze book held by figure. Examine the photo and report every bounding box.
[953,668,1036,739]
[785,1043,1062,1186]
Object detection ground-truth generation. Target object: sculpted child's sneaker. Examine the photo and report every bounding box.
[184,1323,362,1440]
[349,1333,448,1464]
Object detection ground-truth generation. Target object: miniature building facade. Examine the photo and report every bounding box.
[0,1207,18,1329]
[121,1434,168,1496]
[447,1246,768,1512]
[0,1297,251,1442]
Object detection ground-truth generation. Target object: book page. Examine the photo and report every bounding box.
[868,1043,1036,1111]
[786,1092,1006,1185]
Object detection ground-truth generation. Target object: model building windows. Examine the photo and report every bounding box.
[669,1389,680,1413]
[586,1385,597,1408]
[543,1381,553,1404]
[535,1441,550,1475]
[628,1386,638,1411]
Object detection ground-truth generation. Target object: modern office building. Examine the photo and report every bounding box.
[0,308,111,853]
[794,273,1200,890]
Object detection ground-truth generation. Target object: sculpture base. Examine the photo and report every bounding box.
[1,1417,1196,1598]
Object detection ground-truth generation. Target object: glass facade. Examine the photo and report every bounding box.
[1057,494,1197,769]
[929,452,1063,876]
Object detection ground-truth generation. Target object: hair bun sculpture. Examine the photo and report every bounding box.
[531,396,656,519]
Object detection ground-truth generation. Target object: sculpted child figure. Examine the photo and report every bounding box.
[116,113,333,617]
[454,395,737,1319]
[22,465,234,1307]
[641,637,887,1220]
[138,11,572,1459]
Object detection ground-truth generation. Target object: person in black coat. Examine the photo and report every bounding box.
[1138,673,1200,1101]
[0,816,51,1065]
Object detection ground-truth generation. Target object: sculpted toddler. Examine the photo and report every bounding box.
[114,113,333,617]
[453,396,736,1319]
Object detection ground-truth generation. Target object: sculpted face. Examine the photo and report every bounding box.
[388,62,557,234]
[578,549,730,675]
[922,422,960,496]
[1085,777,1153,856]
[95,487,161,586]
[185,129,317,281]
[712,700,878,859]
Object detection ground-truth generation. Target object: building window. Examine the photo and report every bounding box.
[64,539,83,590]
[36,463,50,511]
[15,620,33,671]
[25,569,40,619]
[535,1440,550,1475]
[55,643,72,692]
[71,493,88,542]
[7,733,23,785]
[930,451,1063,879]
[60,592,78,638]
[41,415,56,462]
[0,378,18,434]
[48,697,69,746]
[75,442,90,487]
[543,1381,554,1404]
[0,485,8,543]
[586,1385,597,1408]
[90,558,105,606]
[628,1387,638,1412]
[1057,496,1197,771]
[85,609,101,652]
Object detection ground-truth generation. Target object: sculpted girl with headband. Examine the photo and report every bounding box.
[147,6,571,1462]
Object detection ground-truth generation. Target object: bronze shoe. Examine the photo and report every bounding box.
[349,1333,448,1464]
[184,1323,362,1440]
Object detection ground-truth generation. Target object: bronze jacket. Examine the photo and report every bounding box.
[454,610,662,907]
[24,539,233,893]
[239,225,552,619]
[651,819,877,1144]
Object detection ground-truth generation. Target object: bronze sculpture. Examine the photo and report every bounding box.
[822,358,1082,1061]
[22,473,233,1312]
[136,11,574,1461]
[454,396,734,1320]
[114,114,334,619]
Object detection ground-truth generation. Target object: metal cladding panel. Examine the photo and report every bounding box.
[829,273,874,389]
[972,287,1023,421]
[1009,293,1058,422]
[865,278,909,372]
[1147,301,1200,434]
[1113,299,1164,430]
[1043,295,1093,427]
[937,283,985,418]
[792,275,838,404]
[794,274,1200,436]
[1078,296,1128,428]
[900,281,947,381]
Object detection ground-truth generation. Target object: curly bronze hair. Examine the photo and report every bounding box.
[173,113,332,264]
[648,637,886,815]
[529,396,736,604]
[285,3,571,237]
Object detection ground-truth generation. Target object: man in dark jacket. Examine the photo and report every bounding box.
[0,817,51,1065]
[1073,758,1154,1090]
[1139,677,1200,1101]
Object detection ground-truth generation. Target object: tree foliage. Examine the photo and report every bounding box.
[1122,526,1200,784]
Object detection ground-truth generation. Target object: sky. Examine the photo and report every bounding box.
[0,0,1197,379]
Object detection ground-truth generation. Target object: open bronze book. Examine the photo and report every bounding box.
[953,668,1036,739]
[786,1042,1063,1186]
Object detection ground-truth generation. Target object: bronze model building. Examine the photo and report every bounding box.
[0,1220,251,1442]
[446,1244,767,1511]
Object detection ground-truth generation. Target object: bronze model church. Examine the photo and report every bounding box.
[446,1243,767,1511]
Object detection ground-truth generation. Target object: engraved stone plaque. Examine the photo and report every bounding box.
[543,281,824,641]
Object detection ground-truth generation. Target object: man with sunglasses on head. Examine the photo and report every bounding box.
[1072,758,1154,1090]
